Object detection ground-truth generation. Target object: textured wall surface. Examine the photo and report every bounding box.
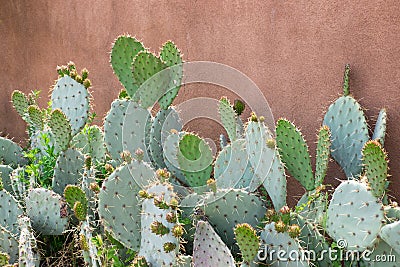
[1,0,399,204]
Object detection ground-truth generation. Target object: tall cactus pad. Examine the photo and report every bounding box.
[110,35,145,98]
[104,99,130,161]
[193,220,235,267]
[323,95,369,178]
[98,160,155,250]
[177,133,213,190]
[139,183,179,266]
[133,51,168,108]
[51,75,89,135]
[18,216,40,267]
[0,165,13,193]
[326,180,384,251]
[315,125,331,187]
[214,139,253,190]
[48,109,72,153]
[260,222,309,267]
[52,148,85,195]
[26,188,69,235]
[201,189,266,250]
[11,90,29,118]
[245,121,275,192]
[149,107,182,170]
[234,223,260,264]
[0,190,23,236]
[276,119,314,191]
[121,102,152,162]
[219,97,237,142]
[158,41,182,109]
[372,108,387,146]
[162,132,188,185]
[71,125,106,161]
[0,137,25,167]
[362,140,388,198]
[380,221,400,255]
[27,105,44,131]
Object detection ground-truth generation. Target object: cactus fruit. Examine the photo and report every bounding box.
[0,225,18,263]
[110,35,145,98]
[326,180,384,251]
[18,216,40,267]
[48,109,72,153]
[25,188,69,235]
[323,65,369,178]
[0,137,25,167]
[380,221,400,255]
[362,140,388,199]
[276,119,314,191]
[372,108,387,146]
[71,125,106,162]
[314,125,331,187]
[0,190,23,237]
[51,75,90,136]
[219,97,238,142]
[52,148,85,195]
[234,223,260,264]
[193,220,235,267]
[98,159,155,250]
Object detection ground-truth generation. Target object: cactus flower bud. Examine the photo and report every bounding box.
[153,195,169,209]
[169,197,179,209]
[163,242,177,253]
[288,224,301,238]
[150,221,169,236]
[266,209,276,219]
[120,150,132,163]
[171,224,184,238]
[207,178,217,193]
[156,168,171,182]
[81,68,89,80]
[266,138,276,149]
[279,205,290,214]
[83,78,91,89]
[233,99,245,116]
[166,212,177,223]
[104,163,114,174]
[89,182,100,193]
[250,112,258,122]
[275,220,286,233]
[134,148,144,161]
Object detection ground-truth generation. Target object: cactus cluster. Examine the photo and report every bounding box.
[0,35,398,266]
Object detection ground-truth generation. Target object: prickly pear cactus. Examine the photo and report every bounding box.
[380,221,400,255]
[71,125,106,162]
[48,109,72,153]
[234,223,260,264]
[64,185,88,221]
[219,97,238,142]
[0,137,25,167]
[11,90,30,118]
[18,216,40,267]
[326,180,384,251]
[323,65,369,178]
[27,105,44,131]
[25,188,69,235]
[138,182,180,266]
[193,220,235,267]
[0,225,18,263]
[372,108,387,146]
[315,125,331,187]
[51,75,90,136]
[0,190,23,237]
[0,165,13,193]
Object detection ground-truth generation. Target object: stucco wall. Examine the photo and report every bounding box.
[1,0,399,205]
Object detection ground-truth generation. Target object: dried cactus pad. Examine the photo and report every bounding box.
[326,180,384,251]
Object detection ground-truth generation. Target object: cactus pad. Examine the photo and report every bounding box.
[48,109,72,152]
[0,165,13,193]
[219,97,237,142]
[18,216,40,267]
[11,90,30,118]
[234,223,260,264]
[380,221,400,255]
[71,125,106,162]
[372,108,387,146]
[0,137,25,167]
[27,105,44,131]
[315,126,331,187]
[64,185,88,220]
[0,190,23,237]
[0,225,18,264]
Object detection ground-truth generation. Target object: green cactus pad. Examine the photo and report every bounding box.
[71,125,106,161]
[0,165,13,193]
[380,221,400,255]
[98,160,155,251]
[104,99,130,161]
[372,108,387,146]
[234,223,260,264]
[326,180,384,251]
[214,139,254,190]
[0,190,23,237]
[18,216,40,267]
[48,109,72,153]
[246,121,281,194]
[260,222,309,266]
[27,105,44,131]
[323,96,369,178]
[11,90,29,118]
[73,201,87,221]
[149,107,182,170]
[362,140,388,199]
[51,75,89,136]
[177,133,213,190]
[9,167,27,199]
[26,188,69,235]
[200,189,266,251]
[315,125,331,187]
[52,148,85,195]
[0,137,25,167]
[219,97,237,142]
[133,51,168,108]
[64,185,88,215]
[0,225,18,263]
[121,102,152,162]
[276,119,314,191]
[193,220,235,267]
[110,35,145,98]
[138,183,179,266]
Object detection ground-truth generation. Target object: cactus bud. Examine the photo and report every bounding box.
[163,242,177,253]
[288,224,301,238]
[169,197,179,209]
[250,112,258,122]
[81,68,89,80]
[56,65,64,77]
[275,220,286,233]
[67,61,76,71]
[279,205,290,214]
[104,163,114,174]
[266,209,276,219]
[89,182,100,193]
[153,195,169,209]
[120,150,132,163]
[130,256,148,267]
[170,129,178,134]
[172,224,184,238]
[266,138,276,149]
[79,234,89,251]
[139,190,153,199]
[207,178,217,193]
[150,221,169,236]
[259,116,265,122]
[134,148,144,161]
[83,78,91,89]
[156,168,170,182]
[85,156,92,169]
[69,69,78,79]
[166,212,177,223]
[75,74,83,84]
[233,99,245,115]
